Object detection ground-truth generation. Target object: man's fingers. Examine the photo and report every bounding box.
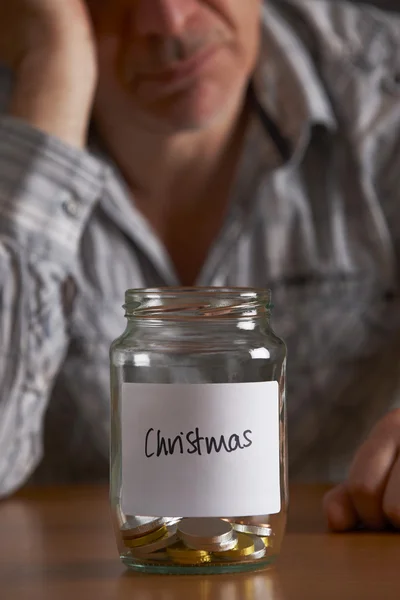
[323,483,358,532]
[383,454,400,528]
[346,419,398,530]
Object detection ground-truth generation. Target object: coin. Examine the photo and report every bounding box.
[242,535,267,561]
[192,531,238,553]
[130,525,179,556]
[231,522,272,538]
[261,536,271,547]
[163,517,182,527]
[121,516,165,540]
[184,534,238,553]
[178,518,234,550]
[214,532,255,561]
[167,543,211,565]
[124,525,168,548]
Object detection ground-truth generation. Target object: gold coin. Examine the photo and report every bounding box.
[214,532,255,560]
[261,536,270,547]
[167,543,211,565]
[242,535,266,561]
[124,525,168,548]
[130,525,179,556]
[171,556,212,565]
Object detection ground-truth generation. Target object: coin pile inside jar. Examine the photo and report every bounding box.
[121,516,272,565]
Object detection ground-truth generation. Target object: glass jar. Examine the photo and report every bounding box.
[110,287,287,575]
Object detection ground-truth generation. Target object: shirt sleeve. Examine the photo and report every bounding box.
[0,116,105,497]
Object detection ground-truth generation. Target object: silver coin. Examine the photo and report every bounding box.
[121,516,165,539]
[186,530,238,553]
[243,535,267,561]
[163,517,182,527]
[130,524,179,556]
[178,518,234,549]
[231,522,272,537]
[214,534,266,563]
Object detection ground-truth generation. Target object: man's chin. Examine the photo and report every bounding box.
[133,88,237,134]
[144,112,221,134]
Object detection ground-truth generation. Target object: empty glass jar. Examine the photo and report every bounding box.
[110,287,287,574]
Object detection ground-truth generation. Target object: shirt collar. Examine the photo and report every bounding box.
[252,1,336,158]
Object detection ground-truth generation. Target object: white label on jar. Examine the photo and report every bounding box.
[121,382,281,518]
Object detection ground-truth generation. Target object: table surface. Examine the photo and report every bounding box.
[0,484,398,600]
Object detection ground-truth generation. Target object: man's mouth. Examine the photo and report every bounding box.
[131,44,220,96]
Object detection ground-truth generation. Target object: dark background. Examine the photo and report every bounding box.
[352,0,399,8]
[352,0,400,6]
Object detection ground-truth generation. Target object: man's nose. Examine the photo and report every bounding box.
[134,0,198,37]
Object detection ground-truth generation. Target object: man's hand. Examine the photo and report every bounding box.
[0,1,98,147]
[323,409,400,531]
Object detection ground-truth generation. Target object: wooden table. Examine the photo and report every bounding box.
[0,485,398,600]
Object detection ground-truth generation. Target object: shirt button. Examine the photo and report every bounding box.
[62,195,80,218]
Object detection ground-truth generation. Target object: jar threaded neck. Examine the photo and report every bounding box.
[124,287,272,321]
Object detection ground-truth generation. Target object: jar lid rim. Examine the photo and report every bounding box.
[125,287,271,300]
[123,288,272,321]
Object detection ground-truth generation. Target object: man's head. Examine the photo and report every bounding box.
[89,0,262,134]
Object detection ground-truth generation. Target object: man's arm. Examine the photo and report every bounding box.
[0,118,105,496]
[0,0,100,496]
[287,0,400,530]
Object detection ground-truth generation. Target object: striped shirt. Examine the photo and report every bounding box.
[1,0,400,495]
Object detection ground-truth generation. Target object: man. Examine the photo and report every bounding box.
[0,0,400,531]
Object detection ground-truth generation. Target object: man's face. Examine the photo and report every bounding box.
[88,0,262,133]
